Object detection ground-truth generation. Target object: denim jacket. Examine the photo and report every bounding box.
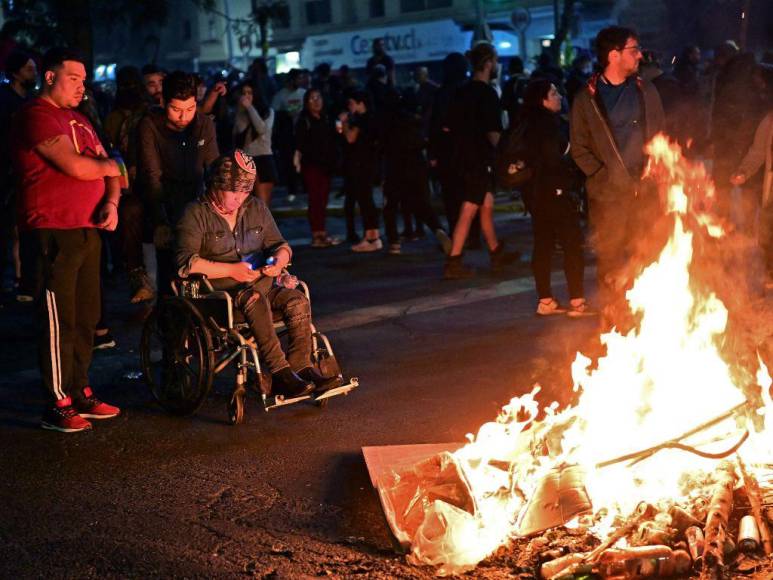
[175,195,291,292]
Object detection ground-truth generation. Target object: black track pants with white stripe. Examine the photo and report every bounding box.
[30,228,101,403]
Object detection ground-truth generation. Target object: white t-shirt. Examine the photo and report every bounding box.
[271,87,306,122]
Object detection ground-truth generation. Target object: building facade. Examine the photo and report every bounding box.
[87,0,769,81]
[196,0,614,75]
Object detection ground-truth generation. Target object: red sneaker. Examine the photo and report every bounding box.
[74,387,121,419]
[41,397,92,433]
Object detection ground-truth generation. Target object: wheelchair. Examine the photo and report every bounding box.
[139,274,358,424]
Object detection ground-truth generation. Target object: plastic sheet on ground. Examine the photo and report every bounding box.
[378,451,477,550]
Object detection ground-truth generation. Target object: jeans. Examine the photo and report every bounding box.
[235,285,312,374]
[302,164,331,233]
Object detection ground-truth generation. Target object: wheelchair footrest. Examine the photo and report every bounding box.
[262,393,312,411]
[313,377,359,402]
[261,377,359,411]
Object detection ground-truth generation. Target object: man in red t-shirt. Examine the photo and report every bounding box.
[11,47,125,433]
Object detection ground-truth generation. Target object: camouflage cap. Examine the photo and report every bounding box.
[208,149,257,194]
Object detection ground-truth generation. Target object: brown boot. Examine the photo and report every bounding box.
[444,255,474,280]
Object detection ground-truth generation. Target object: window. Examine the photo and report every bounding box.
[370,0,385,18]
[401,0,451,12]
[305,0,331,25]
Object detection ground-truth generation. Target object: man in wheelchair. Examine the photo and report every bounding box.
[175,150,341,399]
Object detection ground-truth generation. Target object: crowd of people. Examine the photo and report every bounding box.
[0,25,771,433]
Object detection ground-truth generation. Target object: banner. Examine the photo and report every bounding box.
[301,19,470,70]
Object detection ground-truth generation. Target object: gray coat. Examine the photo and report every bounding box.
[570,74,665,202]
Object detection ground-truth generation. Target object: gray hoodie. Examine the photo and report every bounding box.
[233,106,274,157]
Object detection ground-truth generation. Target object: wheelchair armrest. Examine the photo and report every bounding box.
[185,274,215,292]
[173,274,214,298]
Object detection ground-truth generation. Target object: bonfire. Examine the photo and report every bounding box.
[375,135,773,578]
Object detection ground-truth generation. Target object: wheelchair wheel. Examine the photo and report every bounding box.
[140,298,215,416]
[228,386,245,425]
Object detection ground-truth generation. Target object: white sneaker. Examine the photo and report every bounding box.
[536,299,567,316]
[351,238,383,253]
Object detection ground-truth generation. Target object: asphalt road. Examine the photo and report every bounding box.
[1,205,769,579]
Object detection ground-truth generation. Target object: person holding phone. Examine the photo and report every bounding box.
[176,150,338,397]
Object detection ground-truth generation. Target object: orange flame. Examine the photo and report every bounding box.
[406,135,772,575]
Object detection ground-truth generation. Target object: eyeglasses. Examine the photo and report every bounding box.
[620,44,643,54]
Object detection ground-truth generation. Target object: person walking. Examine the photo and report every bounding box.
[443,43,513,278]
[521,79,589,317]
[10,47,124,432]
[570,26,664,324]
[294,88,340,248]
[233,81,277,205]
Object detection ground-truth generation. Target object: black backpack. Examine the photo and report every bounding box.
[495,120,533,189]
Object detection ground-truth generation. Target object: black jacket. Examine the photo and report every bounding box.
[294,112,337,171]
[523,108,580,200]
[137,109,219,227]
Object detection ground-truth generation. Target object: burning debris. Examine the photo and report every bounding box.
[363,135,773,577]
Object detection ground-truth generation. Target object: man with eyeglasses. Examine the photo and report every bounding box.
[570,26,664,326]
